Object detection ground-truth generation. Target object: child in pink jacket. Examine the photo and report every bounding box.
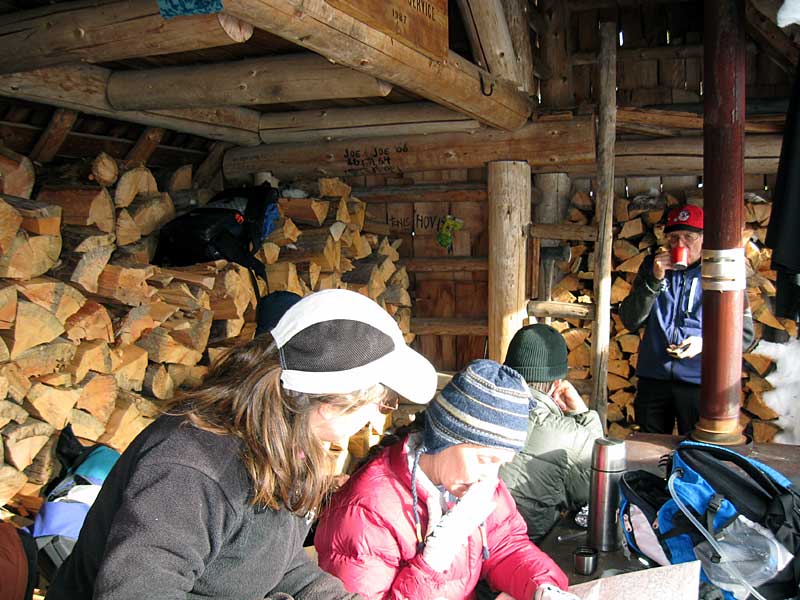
[315,359,576,600]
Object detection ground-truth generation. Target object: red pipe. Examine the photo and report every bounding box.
[695,0,746,443]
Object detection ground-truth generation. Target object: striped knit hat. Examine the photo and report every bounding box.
[423,359,533,455]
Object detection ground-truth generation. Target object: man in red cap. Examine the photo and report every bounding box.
[619,205,754,435]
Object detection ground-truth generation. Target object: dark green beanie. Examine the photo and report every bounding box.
[504,324,568,383]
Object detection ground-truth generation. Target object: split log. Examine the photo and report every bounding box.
[64,245,113,294]
[36,186,115,232]
[23,383,80,430]
[209,265,255,320]
[143,364,175,401]
[0,363,31,403]
[97,393,152,453]
[265,262,303,295]
[68,408,106,441]
[60,225,115,254]
[110,344,148,392]
[69,339,112,382]
[0,146,35,199]
[154,282,210,312]
[278,197,330,226]
[112,235,158,265]
[162,309,213,353]
[0,300,64,359]
[114,209,141,246]
[96,263,154,306]
[0,400,27,430]
[76,373,118,425]
[0,464,27,506]
[279,229,341,272]
[0,198,22,250]
[12,338,76,379]
[114,167,158,208]
[0,282,16,330]
[127,192,175,236]
[2,418,55,471]
[265,218,301,245]
[135,327,203,366]
[0,231,61,280]
[15,277,86,324]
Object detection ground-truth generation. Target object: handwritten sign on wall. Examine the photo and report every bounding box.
[327,0,448,61]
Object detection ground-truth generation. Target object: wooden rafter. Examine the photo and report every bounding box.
[0,65,261,146]
[456,0,523,88]
[0,0,253,75]
[28,108,79,164]
[221,0,532,130]
[123,128,166,169]
[745,0,799,73]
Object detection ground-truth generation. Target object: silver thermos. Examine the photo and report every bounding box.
[588,437,627,551]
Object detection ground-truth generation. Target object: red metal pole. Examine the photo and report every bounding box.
[693,0,746,444]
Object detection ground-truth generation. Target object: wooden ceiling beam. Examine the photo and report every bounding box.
[0,120,206,168]
[258,102,480,144]
[223,116,595,180]
[0,65,261,146]
[0,0,253,75]
[106,54,392,111]
[222,0,532,130]
[123,127,166,169]
[745,0,799,74]
[28,108,79,163]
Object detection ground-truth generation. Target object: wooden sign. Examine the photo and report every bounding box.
[326,0,448,61]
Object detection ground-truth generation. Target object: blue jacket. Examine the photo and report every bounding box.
[619,256,754,385]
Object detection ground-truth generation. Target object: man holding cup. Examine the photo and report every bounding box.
[619,205,754,434]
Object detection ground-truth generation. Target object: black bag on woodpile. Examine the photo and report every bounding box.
[152,184,279,297]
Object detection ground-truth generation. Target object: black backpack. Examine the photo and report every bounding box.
[152,184,279,297]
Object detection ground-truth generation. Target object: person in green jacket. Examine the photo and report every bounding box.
[499,324,604,542]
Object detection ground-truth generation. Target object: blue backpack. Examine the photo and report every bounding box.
[619,441,800,600]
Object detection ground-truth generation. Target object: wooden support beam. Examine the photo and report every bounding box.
[29,108,79,163]
[400,257,488,272]
[488,161,530,363]
[123,127,165,169]
[107,54,393,111]
[616,106,784,136]
[572,42,757,66]
[528,300,595,320]
[224,116,595,180]
[259,102,480,144]
[501,0,537,93]
[0,0,252,75]
[411,317,488,336]
[0,65,261,146]
[539,0,574,107]
[745,0,799,73]
[590,22,617,428]
[353,183,487,204]
[456,0,523,88]
[193,142,232,190]
[221,0,532,130]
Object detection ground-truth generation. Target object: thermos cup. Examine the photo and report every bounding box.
[671,245,689,269]
[588,437,627,551]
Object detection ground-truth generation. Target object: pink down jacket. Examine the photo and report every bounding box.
[315,437,568,600]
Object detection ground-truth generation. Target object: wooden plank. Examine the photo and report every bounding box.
[400,257,488,272]
[222,0,532,131]
[528,300,595,320]
[107,54,393,111]
[259,102,480,144]
[28,108,79,163]
[353,183,487,204]
[0,0,252,74]
[411,317,488,335]
[327,0,447,61]
[530,223,598,242]
[0,65,261,146]
[223,116,596,180]
[744,1,798,73]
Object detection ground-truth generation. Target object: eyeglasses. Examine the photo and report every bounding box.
[378,395,399,415]
[666,232,701,245]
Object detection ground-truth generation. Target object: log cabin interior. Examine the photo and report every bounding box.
[0,0,798,594]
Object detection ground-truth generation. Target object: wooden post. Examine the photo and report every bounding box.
[488,161,531,363]
[456,0,522,88]
[694,0,747,445]
[501,0,536,94]
[590,22,617,429]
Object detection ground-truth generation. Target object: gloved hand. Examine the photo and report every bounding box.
[533,583,581,600]
[422,478,497,572]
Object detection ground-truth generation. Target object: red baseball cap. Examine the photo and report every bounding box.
[665,205,703,233]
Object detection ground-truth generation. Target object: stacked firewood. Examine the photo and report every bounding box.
[0,144,411,513]
[549,188,785,442]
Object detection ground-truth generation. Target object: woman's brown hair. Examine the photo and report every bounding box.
[166,334,386,515]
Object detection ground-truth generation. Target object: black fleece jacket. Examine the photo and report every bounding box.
[47,415,360,600]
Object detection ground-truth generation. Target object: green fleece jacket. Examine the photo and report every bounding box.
[499,388,603,542]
